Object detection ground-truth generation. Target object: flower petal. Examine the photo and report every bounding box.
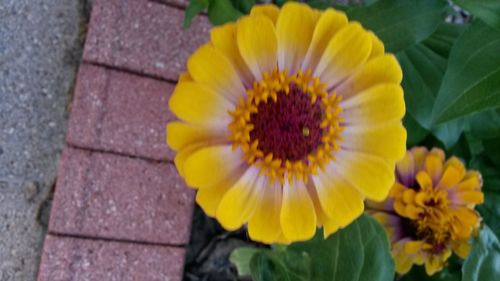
[216,166,261,230]
[340,83,405,125]
[237,14,277,81]
[302,8,348,72]
[166,121,227,151]
[280,178,317,241]
[196,167,247,216]
[210,23,254,87]
[341,121,406,161]
[312,167,364,227]
[247,179,283,243]
[276,2,316,73]
[334,150,395,201]
[250,4,280,24]
[188,44,246,103]
[169,82,233,126]
[336,54,402,100]
[183,145,245,189]
[368,32,384,59]
[313,22,372,88]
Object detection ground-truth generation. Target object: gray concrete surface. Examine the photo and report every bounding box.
[0,0,88,280]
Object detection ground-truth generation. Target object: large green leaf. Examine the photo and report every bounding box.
[403,114,430,147]
[183,0,209,28]
[207,0,243,25]
[469,157,500,239]
[468,109,500,140]
[231,214,394,281]
[432,20,500,124]
[250,250,312,281]
[346,0,447,53]
[462,225,500,281]
[289,214,394,281]
[454,0,500,30]
[397,23,466,148]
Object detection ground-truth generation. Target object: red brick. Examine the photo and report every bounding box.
[38,235,185,281]
[83,0,210,81]
[49,146,194,245]
[67,64,175,161]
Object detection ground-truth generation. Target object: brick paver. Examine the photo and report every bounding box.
[83,0,210,81]
[50,147,194,245]
[38,235,186,281]
[38,0,207,279]
[66,64,176,161]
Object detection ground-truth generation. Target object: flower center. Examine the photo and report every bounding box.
[249,83,324,162]
[228,69,343,183]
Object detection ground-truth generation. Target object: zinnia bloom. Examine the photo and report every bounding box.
[167,2,406,243]
[368,147,484,275]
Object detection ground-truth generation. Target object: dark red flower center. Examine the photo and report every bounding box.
[249,83,324,162]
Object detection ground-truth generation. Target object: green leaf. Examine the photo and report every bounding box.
[400,265,462,281]
[454,0,500,30]
[432,20,500,124]
[397,23,466,148]
[403,114,430,147]
[462,225,500,281]
[250,250,311,281]
[289,214,394,281]
[468,109,500,140]
[184,0,209,28]
[230,247,261,276]
[469,158,500,239]
[346,0,447,53]
[230,0,255,14]
[232,214,394,281]
[207,0,243,26]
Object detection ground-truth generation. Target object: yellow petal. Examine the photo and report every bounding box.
[302,8,348,72]
[416,171,433,190]
[166,122,227,151]
[314,22,372,88]
[393,240,416,274]
[183,145,245,189]
[452,241,471,259]
[368,32,385,59]
[280,178,317,241]
[247,180,283,243]
[425,151,444,185]
[312,168,364,227]
[250,4,280,24]
[178,72,193,82]
[305,180,330,227]
[454,191,484,205]
[169,82,233,126]
[396,151,416,186]
[334,150,395,201]
[437,164,465,190]
[188,44,246,103]
[276,2,315,73]
[457,171,482,191]
[210,23,253,87]
[196,168,246,216]
[411,147,429,173]
[175,143,203,178]
[336,54,402,100]
[340,83,405,125]
[237,14,277,81]
[216,167,261,230]
[322,217,340,238]
[341,121,406,161]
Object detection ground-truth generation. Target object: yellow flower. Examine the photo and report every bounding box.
[368,147,484,275]
[167,2,406,244]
